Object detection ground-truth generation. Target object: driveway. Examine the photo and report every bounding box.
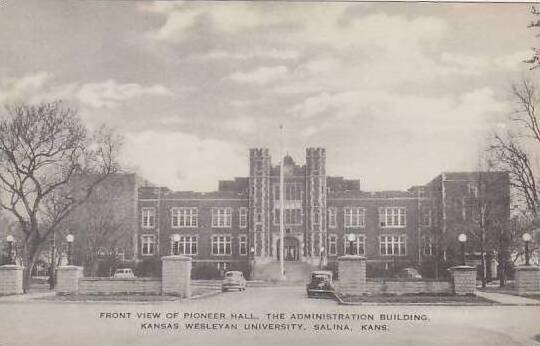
[0,286,539,346]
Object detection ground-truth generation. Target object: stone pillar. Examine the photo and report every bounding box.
[449,265,477,295]
[0,265,23,296]
[56,265,83,295]
[515,266,540,296]
[162,255,191,298]
[337,255,366,295]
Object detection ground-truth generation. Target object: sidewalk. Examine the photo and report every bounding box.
[0,291,55,303]
[476,290,540,305]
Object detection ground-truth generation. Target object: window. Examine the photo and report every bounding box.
[379,235,406,256]
[212,208,232,228]
[468,182,478,197]
[217,262,228,272]
[141,235,155,256]
[423,236,432,256]
[274,184,302,201]
[313,208,321,225]
[379,207,406,227]
[344,234,365,255]
[171,208,198,228]
[239,235,248,255]
[141,208,155,228]
[212,235,232,255]
[328,208,337,228]
[255,208,262,224]
[171,235,198,255]
[344,207,365,228]
[420,207,431,226]
[329,234,338,255]
[239,208,248,228]
[274,209,303,225]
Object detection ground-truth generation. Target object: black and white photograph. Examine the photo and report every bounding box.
[0,1,539,345]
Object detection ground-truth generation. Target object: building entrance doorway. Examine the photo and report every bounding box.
[277,237,299,261]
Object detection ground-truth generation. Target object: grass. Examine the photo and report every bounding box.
[338,293,497,305]
[39,286,219,302]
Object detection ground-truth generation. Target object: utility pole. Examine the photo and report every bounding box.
[279,124,285,281]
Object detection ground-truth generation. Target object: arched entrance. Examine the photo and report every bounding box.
[277,237,300,261]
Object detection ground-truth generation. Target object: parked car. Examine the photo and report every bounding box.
[396,267,422,280]
[306,270,335,298]
[113,268,135,279]
[221,271,246,292]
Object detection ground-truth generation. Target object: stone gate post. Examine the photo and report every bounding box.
[162,255,191,298]
[337,255,366,295]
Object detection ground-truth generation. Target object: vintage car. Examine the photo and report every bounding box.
[306,270,335,298]
[221,271,247,292]
[396,267,422,280]
[113,268,135,279]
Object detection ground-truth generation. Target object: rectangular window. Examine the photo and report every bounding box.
[329,234,338,255]
[313,208,321,225]
[141,235,155,256]
[379,207,407,228]
[212,208,232,228]
[239,235,248,255]
[420,207,431,226]
[171,235,198,255]
[141,208,155,228]
[328,208,337,228]
[255,208,262,224]
[379,235,407,256]
[344,234,365,255]
[171,208,198,228]
[344,207,365,228]
[239,208,248,228]
[274,209,303,225]
[423,236,432,256]
[212,235,232,255]
[274,184,302,201]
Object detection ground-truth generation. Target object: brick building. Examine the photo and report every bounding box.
[136,148,510,280]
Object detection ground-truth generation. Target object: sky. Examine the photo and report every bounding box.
[0,1,537,192]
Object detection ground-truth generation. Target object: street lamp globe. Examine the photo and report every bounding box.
[320,247,325,254]
[66,234,74,243]
[6,235,14,243]
[347,233,356,242]
[250,246,255,254]
[172,234,181,242]
[458,233,467,243]
[522,233,532,242]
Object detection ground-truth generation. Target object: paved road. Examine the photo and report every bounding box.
[0,286,539,346]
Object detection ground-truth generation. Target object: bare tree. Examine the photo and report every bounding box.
[490,80,540,217]
[0,101,120,290]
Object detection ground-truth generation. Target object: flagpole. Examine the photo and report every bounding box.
[279,124,285,280]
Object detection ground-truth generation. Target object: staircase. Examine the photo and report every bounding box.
[254,261,314,283]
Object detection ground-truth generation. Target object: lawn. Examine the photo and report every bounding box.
[337,293,497,305]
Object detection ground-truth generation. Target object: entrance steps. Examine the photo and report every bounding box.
[253,261,314,283]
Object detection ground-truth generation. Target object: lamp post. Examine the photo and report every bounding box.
[249,246,255,280]
[6,235,14,264]
[458,233,467,266]
[522,232,532,266]
[172,234,181,255]
[66,234,74,265]
[319,247,325,269]
[346,233,356,255]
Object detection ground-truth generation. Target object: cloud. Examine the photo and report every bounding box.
[228,66,288,85]
[122,130,246,191]
[494,50,532,70]
[142,3,277,42]
[77,80,172,108]
[0,72,172,109]
[184,49,300,62]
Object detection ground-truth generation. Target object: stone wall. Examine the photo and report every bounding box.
[56,266,83,295]
[515,266,540,296]
[162,255,191,298]
[79,278,161,295]
[449,265,477,295]
[337,255,366,294]
[0,265,23,296]
[365,280,450,295]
